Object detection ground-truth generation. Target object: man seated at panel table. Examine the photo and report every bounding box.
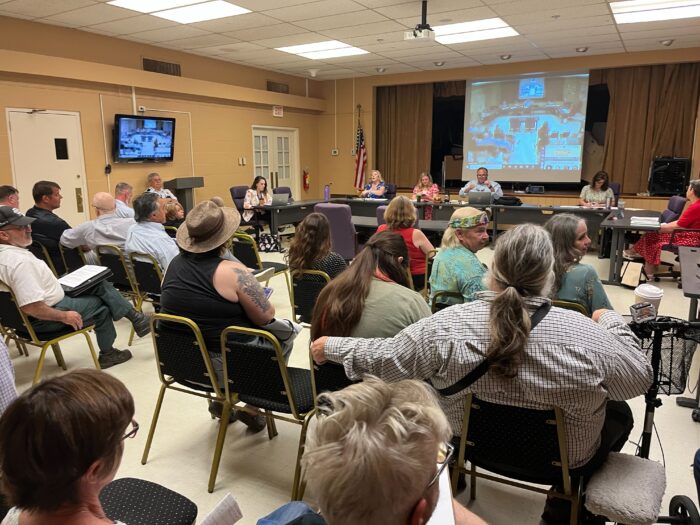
[0,207,151,368]
[458,167,503,200]
[260,377,487,525]
[60,192,135,261]
[124,192,179,272]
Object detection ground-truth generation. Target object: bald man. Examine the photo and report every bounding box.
[60,192,136,254]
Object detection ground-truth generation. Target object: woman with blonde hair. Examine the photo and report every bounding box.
[377,196,434,290]
[311,231,430,339]
[286,213,347,279]
[163,201,185,229]
[412,172,440,220]
[429,207,489,306]
[360,170,386,199]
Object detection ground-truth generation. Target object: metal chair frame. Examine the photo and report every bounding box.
[431,291,464,313]
[128,251,163,313]
[422,249,438,300]
[290,269,330,325]
[452,393,582,525]
[219,326,314,499]
[655,227,700,283]
[552,299,590,317]
[140,314,231,494]
[29,240,59,277]
[0,282,99,384]
[59,243,87,274]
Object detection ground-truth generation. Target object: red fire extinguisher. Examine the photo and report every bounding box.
[303,169,310,191]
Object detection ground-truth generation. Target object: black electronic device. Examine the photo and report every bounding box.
[525,185,545,194]
[113,114,175,163]
[648,157,690,196]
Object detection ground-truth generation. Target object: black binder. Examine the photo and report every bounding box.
[59,266,114,297]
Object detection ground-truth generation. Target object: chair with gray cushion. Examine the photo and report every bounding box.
[273,186,293,202]
[313,203,358,261]
[376,205,388,226]
[660,195,687,223]
[384,183,397,200]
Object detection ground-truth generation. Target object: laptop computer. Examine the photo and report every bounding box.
[271,193,289,205]
[468,191,493,205]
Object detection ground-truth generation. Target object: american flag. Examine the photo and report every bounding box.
[354,124,367,189]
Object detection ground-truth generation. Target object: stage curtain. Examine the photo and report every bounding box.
[376,83,433,188]
[434,81,465,98]
[597,63,700,193]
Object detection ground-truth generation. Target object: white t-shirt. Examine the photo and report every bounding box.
[0,244,65,307]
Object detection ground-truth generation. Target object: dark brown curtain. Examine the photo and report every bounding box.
[434,81,465,98]
[597,63,700,193]
[376,83,433,188]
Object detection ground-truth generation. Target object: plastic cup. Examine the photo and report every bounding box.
[634,283,664,313]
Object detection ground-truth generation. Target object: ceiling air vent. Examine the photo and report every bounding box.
[143,58,182,77]
[267,81,289,94]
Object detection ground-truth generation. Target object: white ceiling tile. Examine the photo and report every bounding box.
[316,20,408,40]
[354,64,422,75]
[189,12,279,32]
[85,14,179,35]
[165,33,239,49]
[537,39,623,53]
[195,41,260,55]
[264,0,366,22]
[502,3,611,26]
[352,0,410,7]
[491,0,606,16]
[616,19,700,33]
[42,3,134,26]
[544,43,625,57]
[224,23,308,42]
[234,0,317,10]
[375,0,485,20]
[473,52,549,64]
[79,25,119,36]
[522,25,618,42]
[128,25,211,43]
[514,15,615,34]
[378,45,462,59]
[249,33,332,49]
[295,10,388,31]
[618,24,700,39]
[0,0,96,18]
[396,6,501,27]
[527,33,622,47]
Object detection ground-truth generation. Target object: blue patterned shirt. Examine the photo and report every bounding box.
[429,246,487,305]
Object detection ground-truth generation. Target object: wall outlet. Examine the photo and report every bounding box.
[137,105,146,112]
[331,148,339,156]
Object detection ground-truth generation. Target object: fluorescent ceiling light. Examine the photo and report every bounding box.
[434,18,509,36]
[152,1,250,23]
[436,26,519,45]
[107,0,201,13]
[611,0,700,24]
[276,40,368,60]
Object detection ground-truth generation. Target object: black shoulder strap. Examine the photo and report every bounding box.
[433,302,551,397]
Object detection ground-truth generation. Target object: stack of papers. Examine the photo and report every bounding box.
[630,216,660,226]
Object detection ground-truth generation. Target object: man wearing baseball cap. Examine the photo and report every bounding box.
[0,206,151,369]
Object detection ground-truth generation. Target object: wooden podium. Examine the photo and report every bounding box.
[164,177,203,213]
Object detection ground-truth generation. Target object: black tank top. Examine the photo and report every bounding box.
[161,252,253,351]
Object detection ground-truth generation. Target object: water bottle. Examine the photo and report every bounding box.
[617,199,625,219]
[605,197,611,210]
[323,184,330,202]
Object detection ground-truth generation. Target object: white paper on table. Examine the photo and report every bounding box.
[57,265,109,288]
[199,493,243,525]
[427,467,456,525]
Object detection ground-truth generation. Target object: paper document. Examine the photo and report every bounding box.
[200,493,243,525]
[58,265,109,288]
[427,467,456,525]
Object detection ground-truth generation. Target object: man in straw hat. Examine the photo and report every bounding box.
[161,199,300,431]
[429,207,489,307]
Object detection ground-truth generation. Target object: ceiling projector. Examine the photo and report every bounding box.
[403,0,434,41]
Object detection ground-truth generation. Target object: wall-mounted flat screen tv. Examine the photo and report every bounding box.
[113,114,175,162]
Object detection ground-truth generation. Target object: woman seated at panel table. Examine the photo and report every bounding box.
[626,179,700,280]
[579,170,615,207]
[360,170,386,199]
[286,213,347,280]
[412,172,441,220]
[545,213,612,315]
[429,207,489,307]
[376,196,434,291]
[0,369,135,525]
[311,231,430,340]
[242,175,272,226]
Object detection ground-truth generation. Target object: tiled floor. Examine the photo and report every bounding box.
[9,247,700,524]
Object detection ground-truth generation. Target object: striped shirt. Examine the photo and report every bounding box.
[325,292,652,468]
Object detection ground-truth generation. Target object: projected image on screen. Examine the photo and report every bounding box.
[464,73,589,183]
[117,117,174,160]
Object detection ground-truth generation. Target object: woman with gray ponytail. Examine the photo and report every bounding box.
[312,224,651,522]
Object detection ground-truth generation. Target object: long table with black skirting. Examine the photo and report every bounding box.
[351,216,449,233]
[254,199,325,233]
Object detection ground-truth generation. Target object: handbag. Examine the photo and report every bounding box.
[258,233,282,253]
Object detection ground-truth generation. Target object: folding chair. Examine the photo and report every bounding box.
[96,244,141,344]
[291,270,330,324]
[140,314,230,493]
[231,232,291,302]
[431,291,464,313]
[59,244,87,273]
[552,299,590,317]
[128,252,163,313]
[220,326,315,499]
[164,225,178,238]
[100,477,197,525]
[422,249,438,299]
[28,241,59,277]
[452,394,582,525]
[0,283,99,384]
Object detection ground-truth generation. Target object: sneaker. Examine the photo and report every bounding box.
[235,408,267,433]
[98,348,132,369]
[129,311,152,338]
[208,400,237,424]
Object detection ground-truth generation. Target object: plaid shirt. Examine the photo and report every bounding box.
[0,340,17,415]
[325,292,652,468]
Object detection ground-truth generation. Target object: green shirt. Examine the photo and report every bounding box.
[429,246,487,306]
[555,262,612,315]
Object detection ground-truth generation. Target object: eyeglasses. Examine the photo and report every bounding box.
[122,419,139,440]
[426,442,454,489]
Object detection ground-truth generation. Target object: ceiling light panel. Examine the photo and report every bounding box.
[276,40,368,60]
[107,0,202,14]
[152,1,250,23]
[436,26,519,45]
[433,18,510,36]
[611,0,700,24]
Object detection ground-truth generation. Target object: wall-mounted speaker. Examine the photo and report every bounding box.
[648,157,690,196]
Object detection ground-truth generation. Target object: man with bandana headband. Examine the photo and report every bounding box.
[429,207,489,307]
